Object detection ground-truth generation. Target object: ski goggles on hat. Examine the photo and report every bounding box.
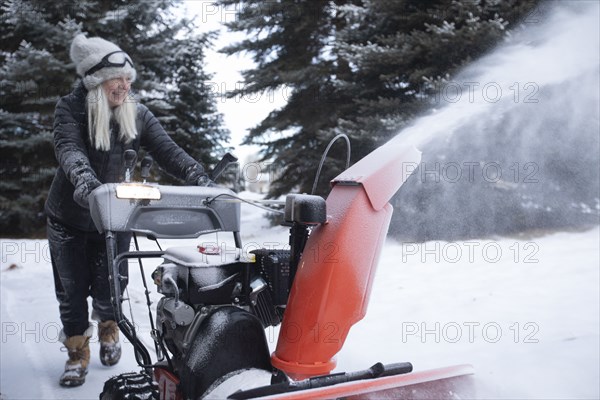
[85,51,134,76]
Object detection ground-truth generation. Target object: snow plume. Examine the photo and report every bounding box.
[389,1,600,241]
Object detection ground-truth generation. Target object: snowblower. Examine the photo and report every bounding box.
[91,136,474,399]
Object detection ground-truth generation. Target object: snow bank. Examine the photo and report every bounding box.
[1,199,598,399]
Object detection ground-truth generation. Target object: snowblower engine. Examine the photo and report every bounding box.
[151,247,290,352]
[150,193,325,361]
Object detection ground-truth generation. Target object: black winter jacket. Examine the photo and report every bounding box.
[45,83,205,232]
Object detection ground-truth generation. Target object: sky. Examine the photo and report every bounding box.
[179,1,288,164]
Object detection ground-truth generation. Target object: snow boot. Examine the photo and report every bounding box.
[98,320,121,366]
[59,326,92,387]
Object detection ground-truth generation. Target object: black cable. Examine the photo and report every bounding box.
[311,133,351,195]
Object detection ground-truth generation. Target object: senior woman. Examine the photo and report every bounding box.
[45,34,209,387]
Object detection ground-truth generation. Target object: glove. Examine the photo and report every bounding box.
[196,174,215,187]
[73,177,101,209]
[185,164,214,186]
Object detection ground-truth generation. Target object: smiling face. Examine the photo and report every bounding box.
[101,76,132,107]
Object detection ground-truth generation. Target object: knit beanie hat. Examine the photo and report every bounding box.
[70,34,136,90]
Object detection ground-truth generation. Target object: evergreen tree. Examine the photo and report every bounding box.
[1,0,80,237]
[218,0,357,197]
[0,0,228,236]
[218,0,538,198]
[162,31,230,169]
[335,0,540,144]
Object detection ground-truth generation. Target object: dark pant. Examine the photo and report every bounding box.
[47,218,131,337]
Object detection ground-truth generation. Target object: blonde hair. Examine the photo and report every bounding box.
[86,86,138,151]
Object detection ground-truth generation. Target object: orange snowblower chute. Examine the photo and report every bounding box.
[271,140,422,378]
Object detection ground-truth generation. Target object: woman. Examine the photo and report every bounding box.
[45,34,210,387]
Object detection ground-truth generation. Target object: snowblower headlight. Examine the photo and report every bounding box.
[116,183,161,200]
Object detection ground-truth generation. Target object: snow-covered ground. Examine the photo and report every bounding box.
[1,194,598,399]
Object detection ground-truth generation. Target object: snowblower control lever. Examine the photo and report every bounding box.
[210,152,238,181]
[123,149,137,183]
[140,156,153,182]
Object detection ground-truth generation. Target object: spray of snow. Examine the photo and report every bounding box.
[382,2,599,240]
[391,2,599,151]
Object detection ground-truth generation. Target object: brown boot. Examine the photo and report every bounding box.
[59,327,92,387]
[98,320,121,366]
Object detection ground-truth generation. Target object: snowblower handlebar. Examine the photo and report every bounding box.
[89,184,241,238]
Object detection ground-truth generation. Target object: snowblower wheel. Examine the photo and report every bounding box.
[99,371,158,400]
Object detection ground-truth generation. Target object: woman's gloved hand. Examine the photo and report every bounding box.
[196,174,215,187]
[73,175,101,209]
[186,164,214,187]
